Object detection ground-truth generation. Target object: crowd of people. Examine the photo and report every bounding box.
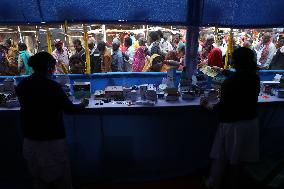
[0,30,186,75]
[0,29,283,76]
[198,31,284,71]
[64,30,186,74]
[0,39,33,76]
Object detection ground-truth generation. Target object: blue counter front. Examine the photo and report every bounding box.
[1,71,284,183]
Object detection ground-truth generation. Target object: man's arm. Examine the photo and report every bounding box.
[57,84,88,114]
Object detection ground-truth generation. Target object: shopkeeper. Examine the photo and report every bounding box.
[201,47,260,189]
[16,52,88,189]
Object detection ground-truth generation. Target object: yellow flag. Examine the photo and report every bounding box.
[83,25,91,74]
[46,29,52,54]
[225,29,233,69]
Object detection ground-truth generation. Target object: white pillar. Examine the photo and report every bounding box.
[18,26,23,42]
[102,24,107,42]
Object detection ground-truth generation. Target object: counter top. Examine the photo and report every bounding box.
[1,95,284,112]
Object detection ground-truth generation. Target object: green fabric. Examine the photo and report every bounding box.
[19,51,32,75]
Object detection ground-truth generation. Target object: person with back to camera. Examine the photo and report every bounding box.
[200,47,260,189]
[16,52,89,189]
[132,37,147,72]
[124,37,135,72]
[17,42,33,75]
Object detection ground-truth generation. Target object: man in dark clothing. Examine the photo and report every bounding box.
[111,38,124,72]
[0,44,8,75]
[87,38,102,73]
[16,52,88,189]
[70,39,86,73]
[269,37,284,70]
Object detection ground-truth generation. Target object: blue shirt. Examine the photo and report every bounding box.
[112,50,124,72]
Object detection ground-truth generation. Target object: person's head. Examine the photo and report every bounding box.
[165,51,179,61]
[96,33,104,43]
[28,52,56,76]
[88,38,96,50]
[243,40,252,48]
[112,38,121,51]
[137,33,145,39]
[173,34,181,44]
[232,47,257,73]
[138,37,147,47]
[18,42,27,51]
[151,55,164,72]
[262,33,271,44]
[163,35,168,42]
[276,36,284,49]
[70,56,84,74]
[205,35,215,47]
[156,30,163,40]
[73,39,82,52]
[54,39,63,51]
[4,39,12,48]
[177,43,185,58]
[97,41,106,55]
[149,31,159,43]
[124,37,132,48]
[0,44,5,53]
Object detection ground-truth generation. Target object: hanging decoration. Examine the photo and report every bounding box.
[224,28,233,69]
[46,28,53,54]
[83,25,91,74]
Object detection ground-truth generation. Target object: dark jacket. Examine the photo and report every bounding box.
[214,72,260,123]
[269,49,284,70]
[16,74,83,141]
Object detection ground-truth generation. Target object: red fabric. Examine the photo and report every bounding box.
[121,45,126,53]
[208,48,223,68]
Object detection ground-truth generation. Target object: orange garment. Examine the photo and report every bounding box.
[6,47,19,75]
[160,64,168,72]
